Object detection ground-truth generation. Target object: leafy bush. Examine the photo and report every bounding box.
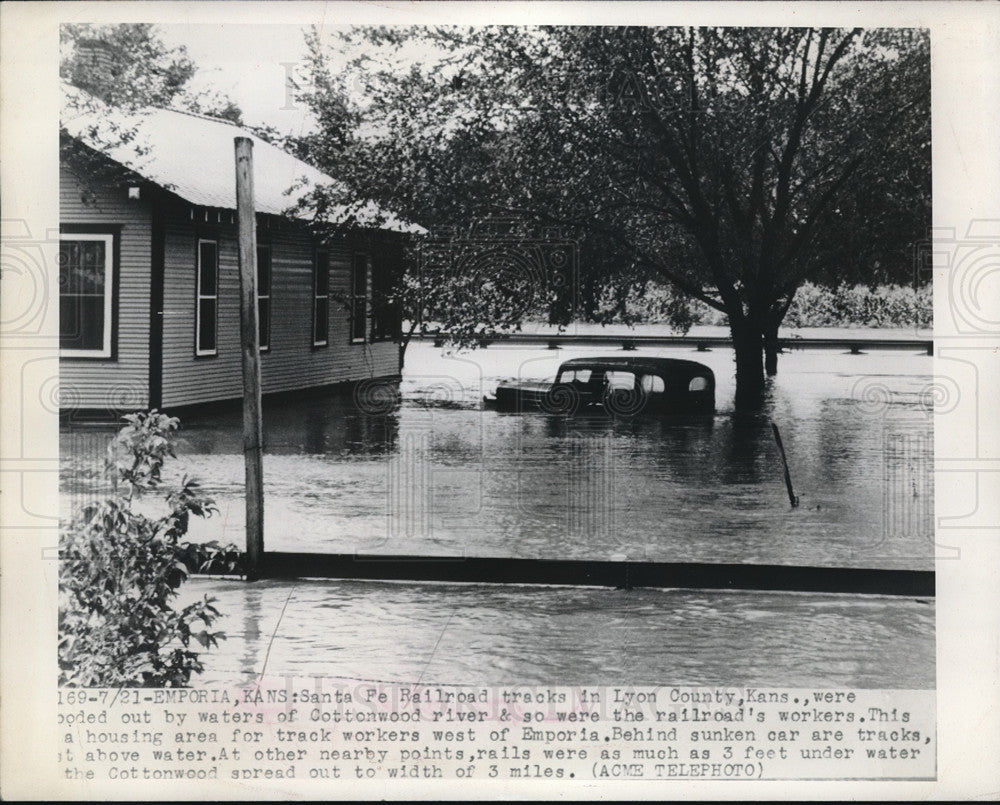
[59,411,241,687]
[606,281,931,329]
[783,282,932,329]
[594,282,706,331]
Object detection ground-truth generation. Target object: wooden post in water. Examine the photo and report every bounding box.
[771,422,799,508]
[234,136,265,578]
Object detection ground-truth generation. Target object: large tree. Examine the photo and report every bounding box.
[295,26,930,407]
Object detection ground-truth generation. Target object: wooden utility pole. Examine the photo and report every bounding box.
[234,136,265,578]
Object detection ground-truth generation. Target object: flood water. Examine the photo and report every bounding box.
[61,337,935,688]
[177,578,934,689]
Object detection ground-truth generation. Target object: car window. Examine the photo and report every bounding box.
[559,368,592,384]
[605,371,637,391]
[689,376,709,392]
[640,374,665,393]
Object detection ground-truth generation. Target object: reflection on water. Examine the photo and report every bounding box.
[61,342,934,569]
[61,341,935,688]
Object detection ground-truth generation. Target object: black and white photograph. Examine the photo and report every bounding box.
[1,1,998,799]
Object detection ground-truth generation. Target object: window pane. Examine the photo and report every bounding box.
[60,296,104,350]
[79,241,105,292]
[689,376,708,392]
[257,246,271,293]
[641,374,665,393]
[198,299,216,352]
[353,253,368,341]
[258,298,270,349]
[60,296,80,347]
[199,242,217,295]
[605,371,636,390]
[59,242,79,293]
[369,251,400,341]
[352,254,367,294]
[314,297,329,344]
[315,252,329,296]
[60,240,106,294]
[352,297,367,341]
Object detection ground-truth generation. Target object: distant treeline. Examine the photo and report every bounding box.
[597,282,931,330]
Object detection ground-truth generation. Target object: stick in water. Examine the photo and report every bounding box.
[771,422,799,507]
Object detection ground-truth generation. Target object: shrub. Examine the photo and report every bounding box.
[605,281,931,329]
[595,281,724,330]
[59,411,241,687]
[783,282,932,328]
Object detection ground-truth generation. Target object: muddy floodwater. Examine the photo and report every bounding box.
[61,335,935,688]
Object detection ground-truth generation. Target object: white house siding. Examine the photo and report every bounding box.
[158,211,399,409]
[59,163,151,410]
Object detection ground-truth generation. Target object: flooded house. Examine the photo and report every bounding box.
[59,82,422,417]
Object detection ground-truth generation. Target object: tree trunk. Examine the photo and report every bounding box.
[398,319,418,374]
[615,287,628,321]
[581,277,599,321]
[764,322,780,376]
[731,321,766,411]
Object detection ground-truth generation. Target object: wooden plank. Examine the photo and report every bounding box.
[256,552,935,597]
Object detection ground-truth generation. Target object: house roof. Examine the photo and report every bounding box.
[61,84,424,235]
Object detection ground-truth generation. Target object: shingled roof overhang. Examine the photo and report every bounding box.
[61,84,425,235]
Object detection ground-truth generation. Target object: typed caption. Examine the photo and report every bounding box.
[57,682,935,785]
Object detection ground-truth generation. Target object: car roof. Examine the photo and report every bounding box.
[558,356,714,376]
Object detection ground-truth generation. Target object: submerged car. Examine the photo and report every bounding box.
[485,356,715,416]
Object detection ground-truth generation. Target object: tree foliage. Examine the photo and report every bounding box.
[60,23,244,121]
[294,25,930,406]
[59,412,240,687]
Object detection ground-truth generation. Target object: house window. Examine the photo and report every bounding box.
[196,239,218,356]
[350,253,369,343]
[257,244,271,352]
[59,233,114,357]
[370,251,400,342]
[313,250,329,346]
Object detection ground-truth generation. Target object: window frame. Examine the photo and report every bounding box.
[195,237,219,357]
[350,252,369,344]
[312,248,330,348]
[256,243,271,353]
[58,231,116,359]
